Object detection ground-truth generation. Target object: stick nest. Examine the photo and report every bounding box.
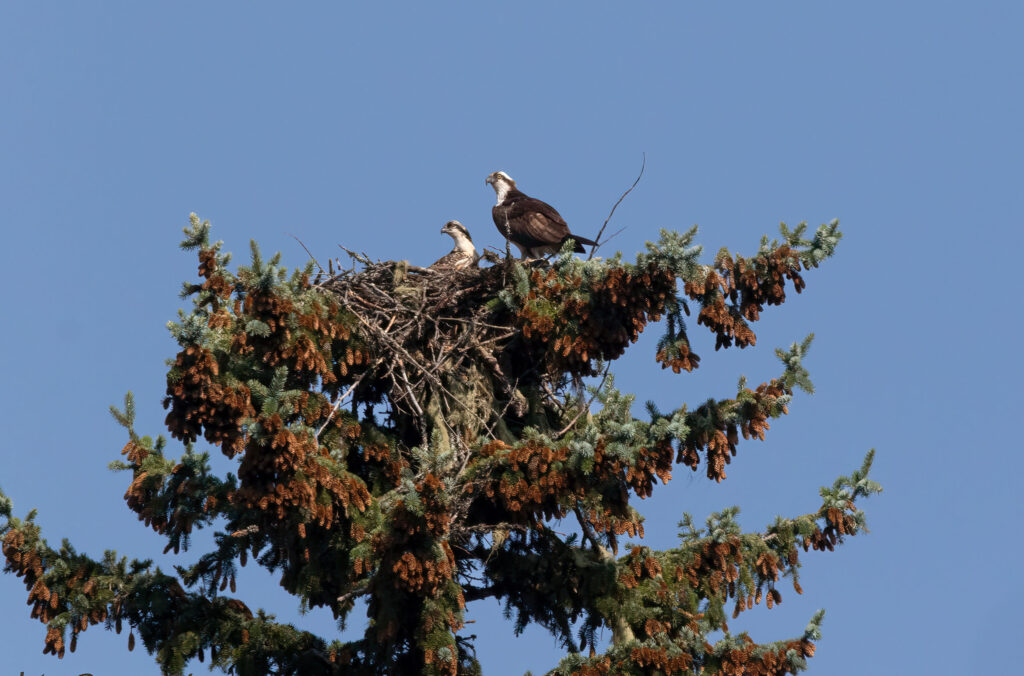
[315,260,534,450]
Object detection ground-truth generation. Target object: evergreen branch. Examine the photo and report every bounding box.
[0,494,337,674]
[776,333,815,394]
[179,213,211,251]
[545,452,879,675]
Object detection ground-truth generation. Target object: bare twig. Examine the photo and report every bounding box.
[573,505,603,552]
[289,234,326,273]
[316,369,375,438]
[230,525,260,537]
[337,584,370,605]
[541,382,567,413]
[503,212,513,259]
[553,363,611,439]
[598,226,628,249]
[589,153,646,260]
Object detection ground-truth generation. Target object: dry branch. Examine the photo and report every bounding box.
[589,153,646,260]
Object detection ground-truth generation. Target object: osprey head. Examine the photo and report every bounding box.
[441,220,471,241]
[485,171,515,190]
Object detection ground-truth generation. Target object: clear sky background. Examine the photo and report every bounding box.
[1,3,1021,674]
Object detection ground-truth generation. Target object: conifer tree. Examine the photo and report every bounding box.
[0,213,878,675]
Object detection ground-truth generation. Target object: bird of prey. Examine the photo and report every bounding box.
[486,170,596,259]
[430,220,480,270]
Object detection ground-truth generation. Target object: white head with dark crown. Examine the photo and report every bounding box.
[441,219,472,243]
[485,171,516,203]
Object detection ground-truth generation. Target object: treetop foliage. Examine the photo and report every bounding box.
[0,213,878,675]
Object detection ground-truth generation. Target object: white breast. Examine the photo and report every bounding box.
[493,183,511,205]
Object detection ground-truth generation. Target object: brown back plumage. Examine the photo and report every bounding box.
[491,183,596,257]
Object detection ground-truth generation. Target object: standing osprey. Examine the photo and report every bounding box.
[486,171,597,258]
[430,220,480,270]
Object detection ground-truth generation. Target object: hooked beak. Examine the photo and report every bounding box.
[485,176,494,185]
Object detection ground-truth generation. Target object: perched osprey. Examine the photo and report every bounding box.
[430,220,480,270]
[486,171,597,258]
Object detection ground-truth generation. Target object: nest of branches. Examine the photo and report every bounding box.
[315,258,547,452]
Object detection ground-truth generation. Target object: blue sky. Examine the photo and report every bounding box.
[1,2,1021,674]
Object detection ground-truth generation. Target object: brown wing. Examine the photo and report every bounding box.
[492,190,572,249]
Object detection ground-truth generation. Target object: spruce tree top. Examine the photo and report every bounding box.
[0,214,879,675]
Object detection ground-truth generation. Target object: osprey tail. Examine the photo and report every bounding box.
[563,233,597,252]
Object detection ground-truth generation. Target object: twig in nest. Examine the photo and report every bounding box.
[589,153,646,260]
[480,249,502,265]
[338,244,373,266]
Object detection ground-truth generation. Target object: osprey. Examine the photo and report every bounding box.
[430,220,480,270]
[486,171,597,258]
